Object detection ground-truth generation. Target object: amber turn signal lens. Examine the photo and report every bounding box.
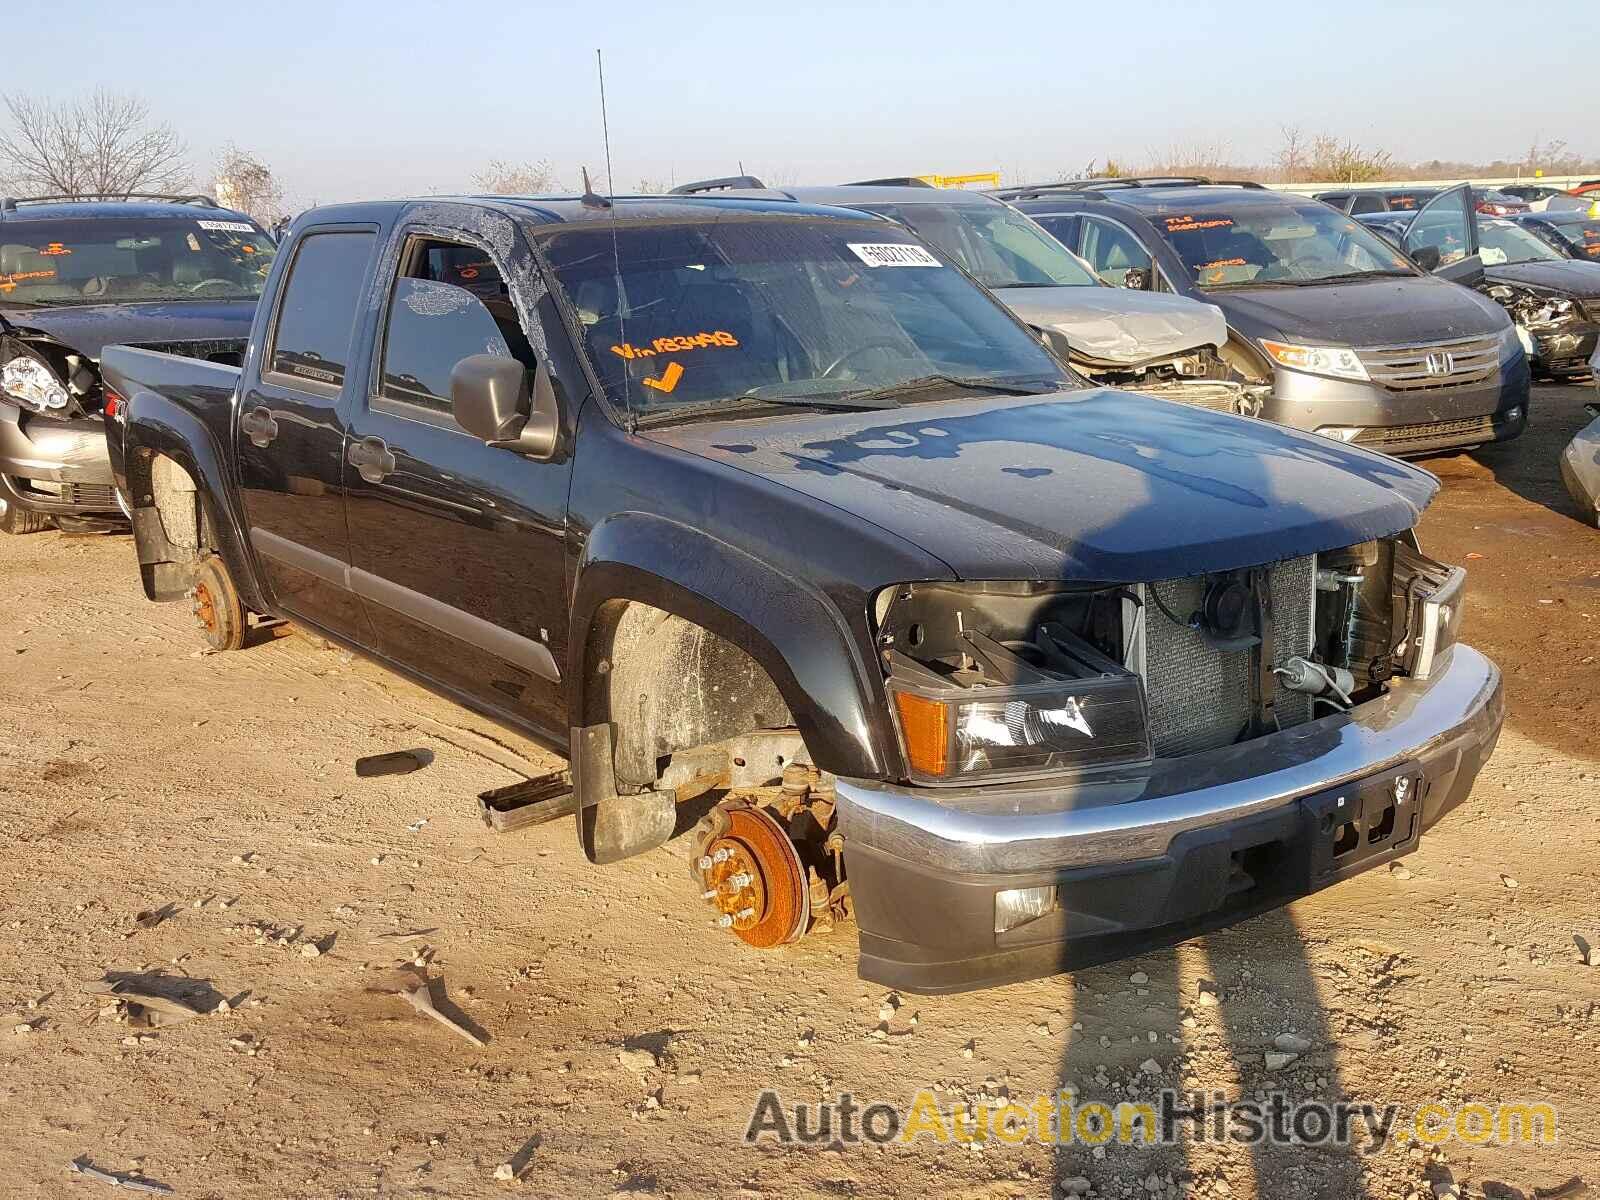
[893,691,950,778]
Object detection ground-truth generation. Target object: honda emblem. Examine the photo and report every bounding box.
[1424,351,1454,377]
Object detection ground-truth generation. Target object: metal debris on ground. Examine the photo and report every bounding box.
[356,749,432,778]
[68,1157,174,1194]
[82,979,205,1028]
[398,980,486,1048]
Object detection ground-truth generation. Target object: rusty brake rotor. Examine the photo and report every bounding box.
[695,805,809,948]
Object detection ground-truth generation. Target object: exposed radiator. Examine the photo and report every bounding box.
[1135,557,1315,757]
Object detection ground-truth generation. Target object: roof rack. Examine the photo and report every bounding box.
[842,177,935,188]
[993,176,1266,200]
[669,175,767,195]
[0,192,222,214]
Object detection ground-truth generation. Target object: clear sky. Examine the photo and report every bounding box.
[8,0,1597,206]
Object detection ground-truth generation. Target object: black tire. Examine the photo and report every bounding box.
[192,554,247,652]
[0,497,51,535]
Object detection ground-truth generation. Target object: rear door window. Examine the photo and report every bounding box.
[1350,194,1385,215]
[268,232,376,390]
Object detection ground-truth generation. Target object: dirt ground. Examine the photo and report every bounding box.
[1,385,1596,1200]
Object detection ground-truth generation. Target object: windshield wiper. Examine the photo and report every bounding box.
[633,392,902,428]
[1312,269,1412,283]
[843,374,1051,404]
[1203,277,1321,290]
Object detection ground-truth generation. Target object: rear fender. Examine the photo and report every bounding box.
[120,393,264,610]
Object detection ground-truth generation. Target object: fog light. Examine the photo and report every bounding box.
[1314,426,1363,443]
[1506,406,1522,421]
[995,885,1057,934]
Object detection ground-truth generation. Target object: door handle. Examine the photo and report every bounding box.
[347,435,397,484]
[240,405,279,448]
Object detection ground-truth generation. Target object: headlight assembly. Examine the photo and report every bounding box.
[1,354,71,415]
[1258,339,1370,383]
[1392,542,1465,681]
[877,582,1152,785]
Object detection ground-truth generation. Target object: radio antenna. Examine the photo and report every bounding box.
[595,48,634,427]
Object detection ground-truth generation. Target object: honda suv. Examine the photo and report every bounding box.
[1000,179,1529,456]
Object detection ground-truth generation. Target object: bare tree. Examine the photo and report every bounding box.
[1304,134,1393,183]
[0,91,189,198]
[211,143,284,225]
[635,177,671,194]
[1273,126,1308,182]
[471,158,558,195]
[1145,139,1244,179]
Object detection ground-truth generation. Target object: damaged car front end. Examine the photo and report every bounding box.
[995,286,1266,416]
[0,197,270,533]
[649,372,1504,993]
[846,527,1497,992]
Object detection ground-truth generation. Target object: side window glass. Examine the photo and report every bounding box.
[1080,218,1151,285]
[1351,195,1383,215]
[1031,214,1077,250]
[378,239,535,417]
[268,232,376,389]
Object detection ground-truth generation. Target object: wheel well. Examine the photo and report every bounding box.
[586,600,796,790]
[136,454,214,601]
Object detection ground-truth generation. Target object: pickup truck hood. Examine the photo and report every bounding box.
[992,286,1227,365]
[1209,276,1507,346]
[0,299,257,359]
[1485,260,1600,298]
[648,388,1439,583]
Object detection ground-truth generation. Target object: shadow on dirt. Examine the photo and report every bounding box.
[1052,910,1374,1198]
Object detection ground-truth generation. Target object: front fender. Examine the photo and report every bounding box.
[120,393,265,611]
[569,511,897,781]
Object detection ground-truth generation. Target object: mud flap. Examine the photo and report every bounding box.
[574,723,676,865]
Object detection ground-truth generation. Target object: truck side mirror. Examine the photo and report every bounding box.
[1409,245,1442,272]
[450,354,559,460]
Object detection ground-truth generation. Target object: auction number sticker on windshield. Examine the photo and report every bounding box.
[196,219,256,233]
[610,331,739,360]
[1164,215,1234,234]
[847,242,942,268]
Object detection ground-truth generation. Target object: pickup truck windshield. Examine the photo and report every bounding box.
[1157,203,1414,289]
[0,217,275,306]
[854,202,1101,290]
[1478,219,1566,265]
[540,217,1070,418]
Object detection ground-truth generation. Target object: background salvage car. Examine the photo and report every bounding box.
[998,179,1530,457]
[673,177,1263,415]
[101,193,1502,993]
[0,193,274,534]
[1517,208,1600,261]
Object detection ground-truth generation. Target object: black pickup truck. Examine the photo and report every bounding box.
[103,194,1504,993]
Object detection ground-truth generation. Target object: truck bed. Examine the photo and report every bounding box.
[100,346,244,499]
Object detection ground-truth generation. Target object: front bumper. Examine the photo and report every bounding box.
[1258,348,1529,456]
[837,644,1504,993]
[0,402,121,517]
